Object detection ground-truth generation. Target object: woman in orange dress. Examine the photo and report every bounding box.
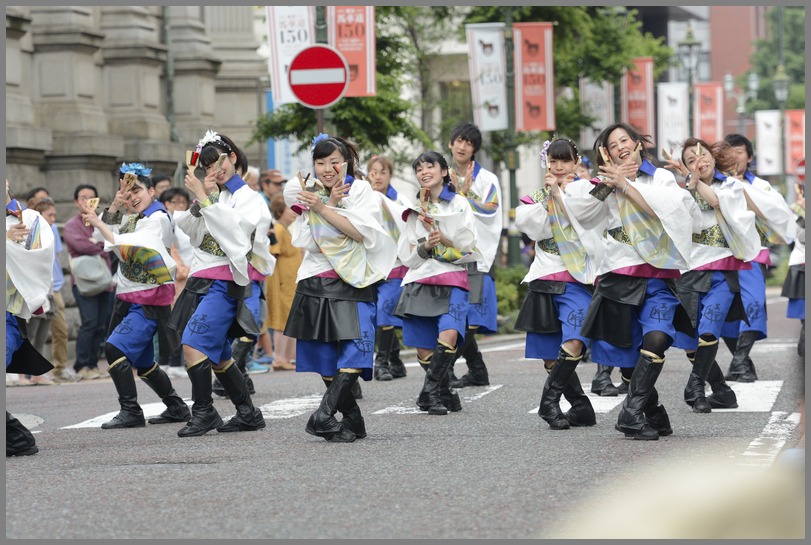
[264,193,303,370]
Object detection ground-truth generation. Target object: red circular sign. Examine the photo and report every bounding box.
[288,45,349,109]
[796,158,805,182]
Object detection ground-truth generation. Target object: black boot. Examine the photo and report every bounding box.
[724,331,759,382]
[590,364,619,396]
[440,368,463,412]
[388,334,407,379]
[374,328,394,381]
[177,358,223,437]
[684,340,719,413]
[215,337,255,398]
[352,380,362,400]
[307,372,359,440]
[450,331,490,388]
[214,361,265,432]
[331,375,367,441]
[416,356,432,411]
[101,358,146,429]
[799,320,805,358]
[644,387,672,436]
[138,364,191,424]
[618,367,632,394]
[6,412,38,457]
[615,350,664,440]
[420,342,457,415]
[563,370,596,426]
[538,347,581,430]
[706,360,739,409]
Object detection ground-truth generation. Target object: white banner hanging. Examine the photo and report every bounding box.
[656,81,689,161]
[266,6,315,107]
[579,78,615,151]
[754,110,782,176]
[466,23,508,132]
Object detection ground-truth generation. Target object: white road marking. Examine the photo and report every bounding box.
[62,401,193,429]
[734,411,802,467]
[258,394,321,419]
[373,384,503,415]
[720,380,783,412]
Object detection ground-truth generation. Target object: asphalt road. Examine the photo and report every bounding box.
[5,289,805,539]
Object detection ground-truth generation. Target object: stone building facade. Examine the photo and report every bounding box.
[6,5,268,218]
[5,6,269,362]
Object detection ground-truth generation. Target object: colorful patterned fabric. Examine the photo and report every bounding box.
[715,209,754,260]
[119,245,173,285]
[379,199,401,241]
[6,272,24,315]
[548,195,592,283]
[464,182,499,215]
[24,216,42,250]
[692,223,729,248]
[308,209,383,288]
[617,193,685,270]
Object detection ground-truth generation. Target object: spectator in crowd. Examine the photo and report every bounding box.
[259,169,286,207]
[243,165,261,192]
[264,193,302,371]
[62,184,115,380]
[151,173,172,199]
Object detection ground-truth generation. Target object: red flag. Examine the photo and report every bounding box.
[513,22,555,132]
[694,82,723,143]
[621,57,654,137]
[327,6,376,97]
[785,109,805,175]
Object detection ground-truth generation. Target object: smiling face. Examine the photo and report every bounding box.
[728,145,750,177]
[683,145,716,182]
[204,151,237,184]
[126,180,155,214]
[368,159,392,193]
[605,127,640,166]
[314,148,346,189]
[414,159,446,196]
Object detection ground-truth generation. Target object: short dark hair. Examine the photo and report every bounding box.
[73,184,97,200]
[151,173,172,186]
[724,133,754,160]
[449,121,482,154]
[159,187,191,205]
[199,132,246,174]
[312,136,360,178]
[24,187,49,202]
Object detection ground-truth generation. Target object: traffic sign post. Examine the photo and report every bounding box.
[287,44,350,110]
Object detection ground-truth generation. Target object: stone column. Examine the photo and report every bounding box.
[166,6,221,153]
[99,6,183,173]
[204,6,268,170]
[28,6,124,210]
[5,6,52,198]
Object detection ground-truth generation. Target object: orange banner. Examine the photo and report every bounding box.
[694,82,723,144]
[513,22,555,132]
[620,57,654,137]
[785,109,805,175]
[327,6,376,97]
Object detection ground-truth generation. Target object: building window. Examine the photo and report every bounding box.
[439,80,472,136]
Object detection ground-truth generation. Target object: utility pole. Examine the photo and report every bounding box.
[503,7,521,267]
[315,6,330,135]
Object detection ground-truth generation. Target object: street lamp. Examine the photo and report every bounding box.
[773,64,790,189]
[677,22,701,135]
[723,71,759,135]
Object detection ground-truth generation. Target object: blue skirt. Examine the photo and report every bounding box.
[721,264,767,339]
[402,286,469,350]
[376,278,404,328]
[181,279,262,364]
[108,304,160,369]
[6,312,23,368]
[673,271,735,351]
[468,274,498,333]
[295,300,376,380]
[525,282,592,360]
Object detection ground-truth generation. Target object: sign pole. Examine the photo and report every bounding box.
[316,6,332,135]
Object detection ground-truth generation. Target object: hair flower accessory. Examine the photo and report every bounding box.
[539,140,552,168]
[197,130,222,152]
[119,162,152,177]
[311,133,330,148]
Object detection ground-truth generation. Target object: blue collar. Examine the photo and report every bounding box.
[223,174,246,194]
[143,200,168,218]
[472,161,482,179]
[638,159,657,178]
[743,169,756,184]
[6,199,23,212]
[439,184,456,202]
[713,169,727,183]
[385,184,398,201]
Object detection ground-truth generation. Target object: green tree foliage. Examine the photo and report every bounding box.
[748,6,805,111]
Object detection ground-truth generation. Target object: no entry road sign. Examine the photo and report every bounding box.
[288,44,350,109]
